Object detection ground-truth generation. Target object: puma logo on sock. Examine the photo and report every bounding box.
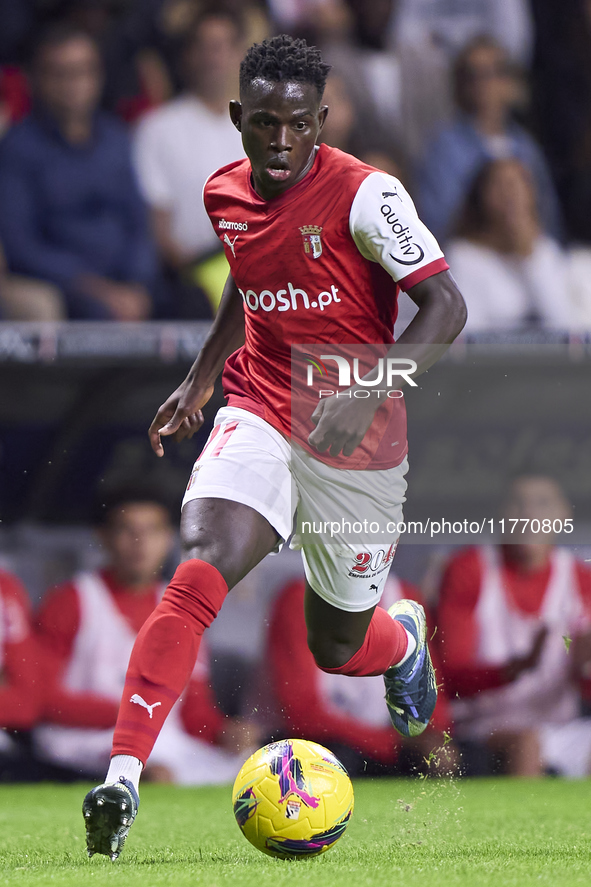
[130,693,162,719]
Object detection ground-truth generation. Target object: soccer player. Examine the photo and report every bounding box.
[83,35,467,859]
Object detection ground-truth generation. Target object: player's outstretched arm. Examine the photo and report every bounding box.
[149,274,245,456]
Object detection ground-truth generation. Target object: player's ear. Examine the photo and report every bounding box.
[317,104,328,133]
[229,100,242,132]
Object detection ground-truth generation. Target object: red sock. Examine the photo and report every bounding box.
[111,558,228,765]
[318,607,408,677]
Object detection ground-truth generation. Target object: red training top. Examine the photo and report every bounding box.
[0,569,40,729]
[35,569,224,743]
[436,546,591,697]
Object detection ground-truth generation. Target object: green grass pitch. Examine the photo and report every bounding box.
[1,778,590,886]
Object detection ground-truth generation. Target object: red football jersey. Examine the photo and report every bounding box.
[204,144,448,469]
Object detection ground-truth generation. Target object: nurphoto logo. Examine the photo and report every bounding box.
[304,353,418,394]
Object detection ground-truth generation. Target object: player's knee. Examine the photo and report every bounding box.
[307,630,357,671]
[180,529,238,589]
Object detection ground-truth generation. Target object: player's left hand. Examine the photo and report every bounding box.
[149,382,214,456]
[308,390,380,457]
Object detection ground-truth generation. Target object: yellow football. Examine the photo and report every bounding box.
[231,738,354,859]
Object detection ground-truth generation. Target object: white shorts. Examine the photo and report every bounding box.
[182,407,408,612]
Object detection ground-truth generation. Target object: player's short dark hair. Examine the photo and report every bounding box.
[239,34,331,98]
[94,482,175,527]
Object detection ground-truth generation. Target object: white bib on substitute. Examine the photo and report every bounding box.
[34,572,240,783]
[452,547,587,740]
[34,571,162,769]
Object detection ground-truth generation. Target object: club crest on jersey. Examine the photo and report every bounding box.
[299,225,323,260]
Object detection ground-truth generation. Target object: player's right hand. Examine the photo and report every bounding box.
[149,383,214,457]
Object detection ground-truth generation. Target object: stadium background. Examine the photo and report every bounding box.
[0,0,590,759]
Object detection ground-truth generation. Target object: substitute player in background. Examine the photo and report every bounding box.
[83,35,467,859]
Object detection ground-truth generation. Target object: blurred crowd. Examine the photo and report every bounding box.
[0,0,590,330]
[2,472,591,782]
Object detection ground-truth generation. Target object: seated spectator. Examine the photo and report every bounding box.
[324,0,452,163]
[34,485,257,783]
[415,36,562,244]
[106,0,268,123]
[445,158,575,333]
[0,24,158,320]
[267,575,454,777]
[0,568,40,778]
[133,10,245,317]
[318,72,355,154]
[393,0,533,67]
[320,73,409,182]
[266,0,349,42]
[51,0,174,125]
[0,239,65,319]
[436,475,591,777]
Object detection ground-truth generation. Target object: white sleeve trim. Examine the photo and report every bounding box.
[349,171,445,286]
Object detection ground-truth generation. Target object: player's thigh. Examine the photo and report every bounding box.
[181,406,296,589]
[180,497,279,589]
[293,450,408,612]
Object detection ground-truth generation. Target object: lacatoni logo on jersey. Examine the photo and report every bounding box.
[238,282,340,312]
[380,202,424,266]
[299,225,323,259]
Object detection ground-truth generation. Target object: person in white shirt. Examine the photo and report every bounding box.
[446,158,576,333]
[134,11,245,288]
[393,0,533,68]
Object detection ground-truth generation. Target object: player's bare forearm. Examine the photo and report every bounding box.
[149,274,244,456]
[189,274,245,387]
[392,270,467,377]
[308,272,466,457]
